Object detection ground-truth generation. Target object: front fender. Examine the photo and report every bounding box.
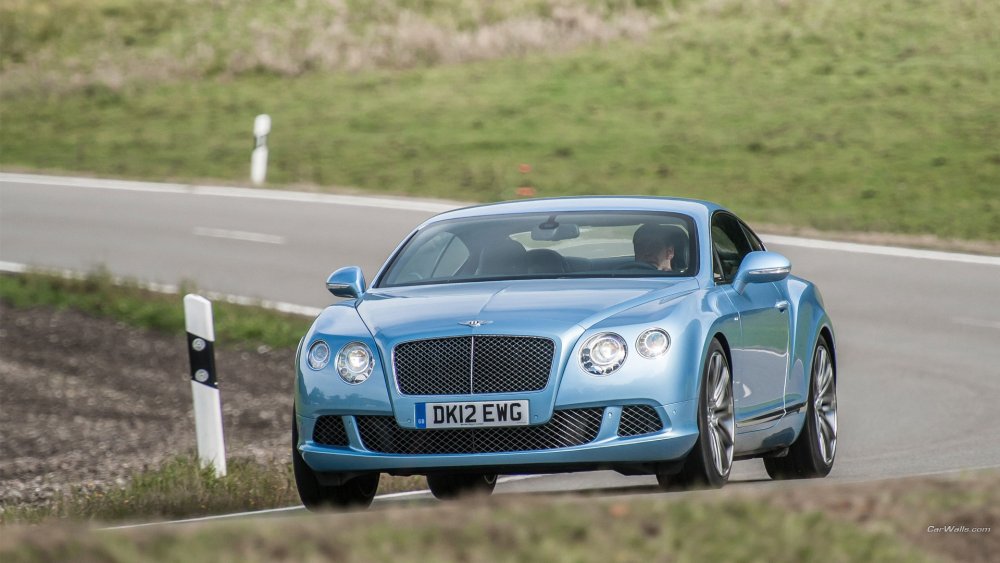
[783,277,835,413]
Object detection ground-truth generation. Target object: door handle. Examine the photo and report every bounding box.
[775,300,789,312]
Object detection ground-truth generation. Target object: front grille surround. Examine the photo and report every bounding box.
[356,408,605,454]
[393,335,555,396]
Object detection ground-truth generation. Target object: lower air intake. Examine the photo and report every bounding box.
[356,408,605,454]
[617,405,664,437]
[313,415,349,446]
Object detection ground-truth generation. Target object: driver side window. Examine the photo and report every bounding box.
[711,213,754,283]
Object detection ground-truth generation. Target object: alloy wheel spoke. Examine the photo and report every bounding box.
[716,419,734,447]
[820,417,836,458]
[708,423,723,473]
[817,425,829,461]
[709,354,723,404]
[820,411,837,438]
[815,348,829,392]
[714,365,730,408]
[715,427,732,472]
[822,363,834,395]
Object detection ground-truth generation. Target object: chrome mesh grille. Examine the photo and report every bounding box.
[394,336,554,395]
[471,336,555,394]
[617,405,663,437]
[394,336,472,395]
[313,415,349,446]
[356,408,604,454]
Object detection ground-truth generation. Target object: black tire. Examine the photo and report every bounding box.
[292,411,379,510]
[426,473,498,500]
[764,335,837,480]
[658,338,734,490]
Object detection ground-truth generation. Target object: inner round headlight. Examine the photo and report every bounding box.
[306,340,330,370]
[336,342,374,384]
[580,333,627,375]
[636,329,671,358]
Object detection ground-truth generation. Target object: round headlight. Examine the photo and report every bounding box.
[306,340,330,370]
[636,329,671,358]
[336,342,374,384]
[580,333,627,375]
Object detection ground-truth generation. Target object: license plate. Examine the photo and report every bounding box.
[415,400,529,429]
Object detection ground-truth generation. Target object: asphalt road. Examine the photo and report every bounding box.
[3,172,999,499]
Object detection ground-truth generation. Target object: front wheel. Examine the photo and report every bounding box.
[426,473,497,500]
[658,338,734,490]
[764,335,837,480]
[292,412,379,510]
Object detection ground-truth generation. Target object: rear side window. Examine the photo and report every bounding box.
[711,213,754,283]
[740,220,765,252]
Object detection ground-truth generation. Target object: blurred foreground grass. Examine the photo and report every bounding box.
[1,0,998,240]
[0,270,312,349]
[1,482,935,563]
[0,456,297,525]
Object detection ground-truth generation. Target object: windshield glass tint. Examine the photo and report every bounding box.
[379,211,699,287]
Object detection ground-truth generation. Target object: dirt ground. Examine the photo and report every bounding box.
[0,302,295,506]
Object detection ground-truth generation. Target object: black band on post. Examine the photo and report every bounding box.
[187,332,218,388]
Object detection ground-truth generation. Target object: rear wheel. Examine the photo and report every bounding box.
[764,335,837,480]
[292,411,379,510]
[426,473,498,500]
[658,339,734,490]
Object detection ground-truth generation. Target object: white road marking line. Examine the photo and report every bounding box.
[100,505,305,531]
[762,234,1000,267]
[193,227,285,245]
[498,474,544,484]
[4,173,998,266]
[0,261,27,273]
[0,172,460,213]
[0,261,323,317]
[952,317,1000,330]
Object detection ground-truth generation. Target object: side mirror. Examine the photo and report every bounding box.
[326,266,366,298]
[733,251,791,294]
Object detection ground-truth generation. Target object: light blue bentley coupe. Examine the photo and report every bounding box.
[293,197,838,508]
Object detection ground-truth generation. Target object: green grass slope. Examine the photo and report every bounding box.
[1,0,998,240]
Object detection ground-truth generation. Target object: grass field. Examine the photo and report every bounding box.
[1,0,998,241]
[0,270,311,349]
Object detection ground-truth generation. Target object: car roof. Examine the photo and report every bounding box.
[423,196,728,225]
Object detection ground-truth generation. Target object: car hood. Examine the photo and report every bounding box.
[356,278,700,343]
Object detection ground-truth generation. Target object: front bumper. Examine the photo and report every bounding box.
[297,399,699,475]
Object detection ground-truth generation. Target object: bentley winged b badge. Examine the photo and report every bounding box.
[458,320,493,328]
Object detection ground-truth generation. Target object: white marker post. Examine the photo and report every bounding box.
[184,294,227,477]
[251,114,271,185]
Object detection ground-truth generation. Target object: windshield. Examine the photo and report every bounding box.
[378,211,699,288]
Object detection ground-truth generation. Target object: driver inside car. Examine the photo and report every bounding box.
[632,224,684,272]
